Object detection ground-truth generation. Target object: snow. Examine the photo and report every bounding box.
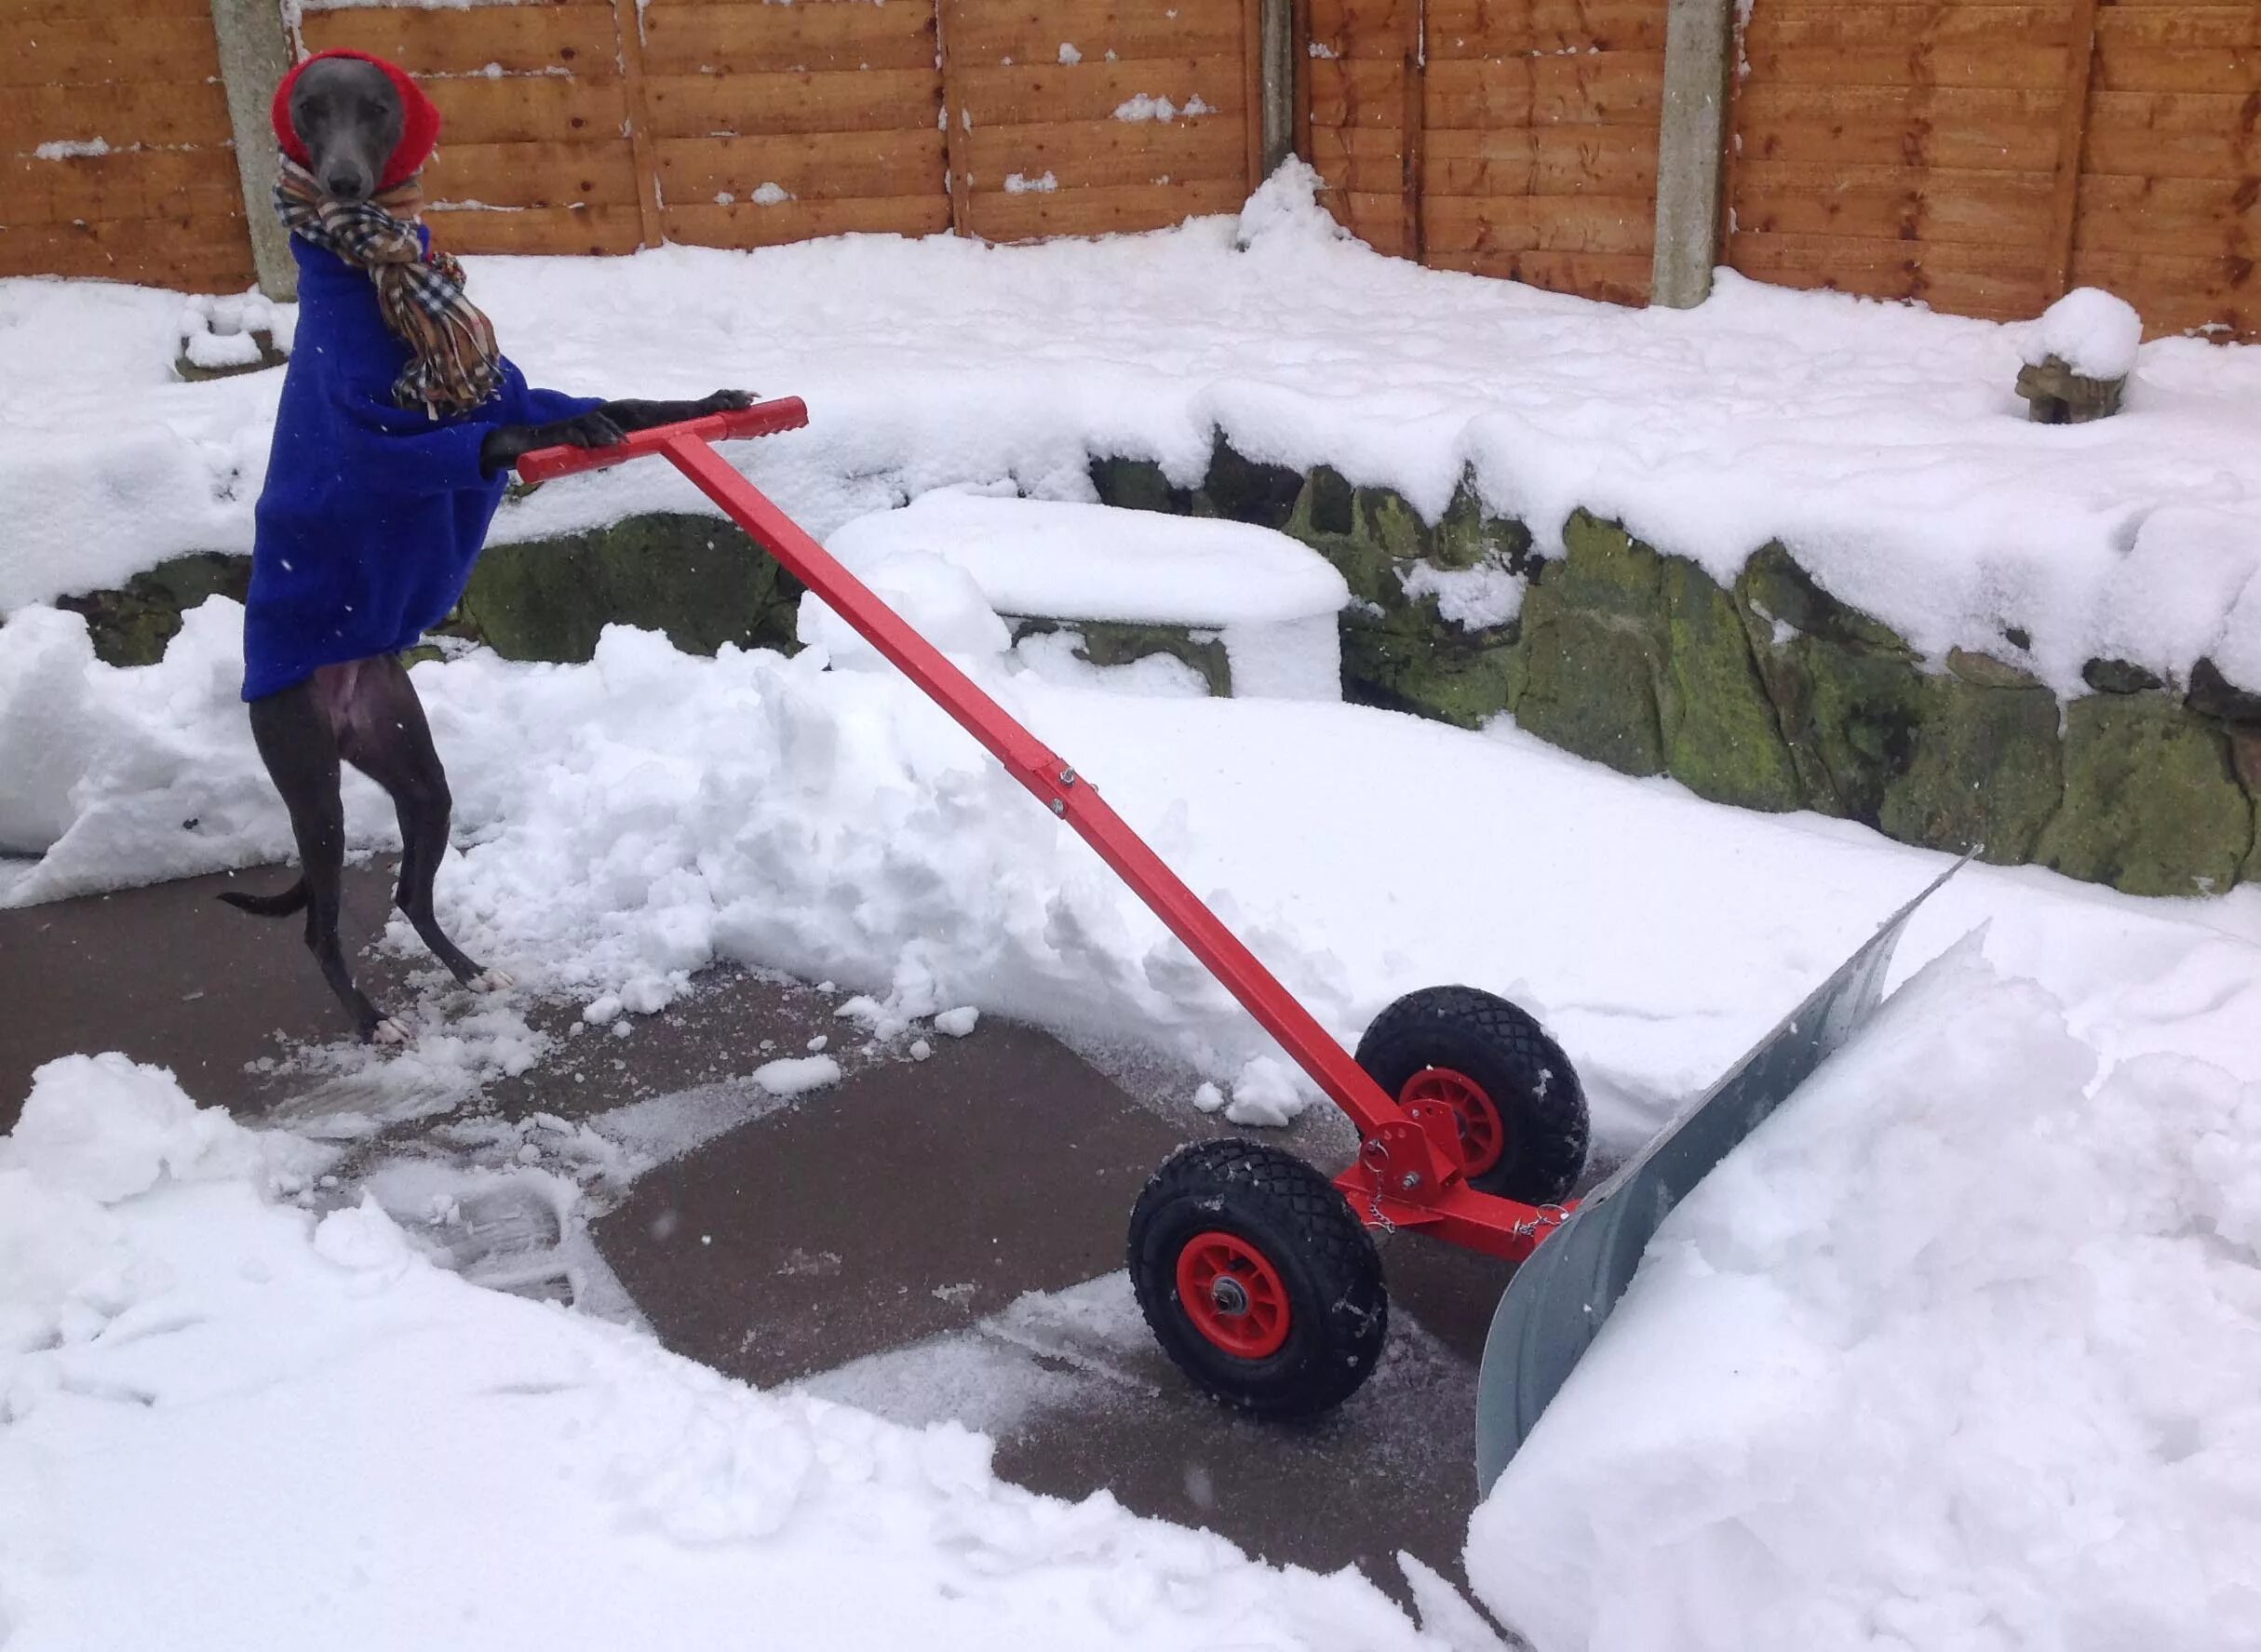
[4,164,2259,697]
[935,1005,980,1037]
[815,489,1349,698]
[2026,286,2145,381]
[1467,942,2261,1652]
[0,1055,1439,1651]
[752,181,794,206]
[1398,558,1523,630]
[827,490,1349,629]
[31,138,111,160]
[1003,170,1059,195]
[6,600,2256,1159]
[752,1053,842,1095]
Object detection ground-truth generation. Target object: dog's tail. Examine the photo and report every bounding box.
[217,880,308,919]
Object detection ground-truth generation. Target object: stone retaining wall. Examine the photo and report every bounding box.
[47,439,2261,898]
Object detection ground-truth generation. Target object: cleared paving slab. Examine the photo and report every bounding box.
[3,865,1514,1609]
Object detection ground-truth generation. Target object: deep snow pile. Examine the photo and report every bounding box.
[1467,943,2261,1652]
[4,164,2259,698]
[0,1054,1440,1651]
[6,599,2259,1148]
[816,487,1349,701]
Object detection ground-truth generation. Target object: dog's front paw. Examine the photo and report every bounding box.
[369,1015,411,1047]
[703,389,758,411]
[469,968,515,993]
[554,410,627,450]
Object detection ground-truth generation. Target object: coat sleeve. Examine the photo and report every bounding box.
[332,380,503,496]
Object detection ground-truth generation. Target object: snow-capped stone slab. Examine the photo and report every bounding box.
[820,490,1351,700]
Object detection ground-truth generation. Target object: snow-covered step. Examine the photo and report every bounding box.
[805,490,1352,701]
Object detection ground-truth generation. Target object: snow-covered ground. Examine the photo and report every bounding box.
[5,172,2261,1649]
[0,1054,1442,1651]
[7,166,2261,699]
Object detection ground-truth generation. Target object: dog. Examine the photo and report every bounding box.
[224,48,752,1044]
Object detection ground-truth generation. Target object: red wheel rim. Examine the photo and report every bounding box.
[1176,1230,1292,1359]
[1402,1068,1506,1175]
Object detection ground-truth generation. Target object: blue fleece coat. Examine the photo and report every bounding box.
[241,232,600,701]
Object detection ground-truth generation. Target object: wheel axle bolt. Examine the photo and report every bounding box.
[1209,1277,1249,1316]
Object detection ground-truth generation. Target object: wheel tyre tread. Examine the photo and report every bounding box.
[1128,1138,1386,1420]
[1353,985,1589,1203]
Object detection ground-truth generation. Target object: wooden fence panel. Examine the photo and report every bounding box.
[1724,0,2081,324]
[642,0,948,249]
[2075,0,2259,337]
[1723,0,2254,341]
[0,0,252,286]
[1305,0,1416,255]
[945,0,1256,242]
[301,0,645,256]
[1420,0,1664,302]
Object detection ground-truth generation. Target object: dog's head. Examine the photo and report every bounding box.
[273,50,439,203]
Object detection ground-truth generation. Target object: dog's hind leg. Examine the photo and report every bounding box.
[334,656,508,993]
[246,678,409,1044]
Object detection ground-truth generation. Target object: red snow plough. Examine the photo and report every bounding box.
[520,402,1961,1472]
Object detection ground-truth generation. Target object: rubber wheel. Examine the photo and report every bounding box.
[1354,985,1589,1203]
[1128,1138,1387,1419]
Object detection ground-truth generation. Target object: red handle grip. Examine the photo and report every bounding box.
[515,396,811,485]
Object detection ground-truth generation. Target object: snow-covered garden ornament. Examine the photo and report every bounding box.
[2015,287,2142,423]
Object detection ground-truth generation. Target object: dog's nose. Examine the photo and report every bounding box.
[326,172,364,200]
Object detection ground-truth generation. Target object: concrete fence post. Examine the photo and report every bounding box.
[1649,0,1736,310]
[1258,0,1294,178]
[209,0,298,302]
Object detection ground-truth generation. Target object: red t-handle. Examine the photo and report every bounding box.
[515,396,811,485]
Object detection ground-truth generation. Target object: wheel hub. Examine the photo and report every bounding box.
[1402,1067,1507,1176]
[1176,1230,1291,1359]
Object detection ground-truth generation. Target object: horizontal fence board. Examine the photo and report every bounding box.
[1423,53,1666,128]
[1734,84,2064,169]
[0,79,232,152]
[0,0,211,17]
[2073,172,2261,258]
[1732,159,2055,247]
[426,201,646,255]
[1,146,241,222]
[1742,4,2076,50]
[0,212,253,284]
[2082,123,2261,181]
[1326,186,1412,255]
[952,57,1245,123]
[2068,246,2254,338]
[1423,192,1656,255]
[1309,124,1405,192]
[1424,124,1657,195]
[0,16,220,86]
[642,0,938,74]
[420,74,629,144]
[1308,59,1409,128]
[2095,44,2261,93]
[1424,0,1665,57]
[423,139,641,208]
[1305,0,1411,58]
[645,68,942,137]
[301,3,619,76]
[960,114,1244,187]
[666,193,951,245]
[1425,245,1650,302]
[945,0,1242,63]
[1742,44,2067,91]
[965,174,1242,236]
[657,129,946,199]
[2095,5,2261,48]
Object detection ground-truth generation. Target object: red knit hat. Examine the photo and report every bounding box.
[271,49,441,192]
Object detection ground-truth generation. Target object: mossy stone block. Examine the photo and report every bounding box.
[462,515,802,664]
[2036,693,2254,896]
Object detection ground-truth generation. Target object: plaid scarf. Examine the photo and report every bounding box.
[274,155,502,418]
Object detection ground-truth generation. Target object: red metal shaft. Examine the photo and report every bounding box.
[654,431,1410,1139]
